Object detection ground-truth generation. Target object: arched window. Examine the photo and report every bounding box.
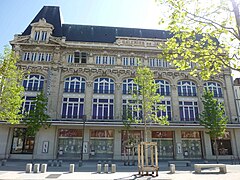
[204,82,223,97]
[93,78,114,94]
[122,79,139,94]
[22,74,44,91]
[64,76,86,93]
[155,80,171,96]
[178,81,197,96]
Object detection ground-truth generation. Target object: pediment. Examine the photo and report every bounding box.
[31,18,54,30]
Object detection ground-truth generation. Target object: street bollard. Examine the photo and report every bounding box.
[97,163,102,173]
[58,160,63,167]
[169,164,175,174]
[104,163,109,173]
[26,163,32,173]
[53,160,58,166]
[1,160,6,166]
[41,164,47,173]
[69,164,75,173]
[48,160,53,166]
[33,164,40,173]
[111,164,116,173]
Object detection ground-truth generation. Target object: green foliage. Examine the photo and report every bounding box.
[200,90,228,139]
[0,47,24,124]
[157,0,240,80]
[23,91,51,136]
[128,66,169,141]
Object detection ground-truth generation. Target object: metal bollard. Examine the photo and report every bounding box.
[48,160,53,166]
[41,164,47,173]
[33,164,40,173]
[104,164,109,173]
[169,164,175,174]
[1,160,6,166]
[97,163,102,173]
[69,164,75,173]
[53,160,58,166]
[58,160,63,167]
[26,163,32,173]
[111,164,116,173]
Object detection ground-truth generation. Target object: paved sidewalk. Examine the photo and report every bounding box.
[0,160,240,179]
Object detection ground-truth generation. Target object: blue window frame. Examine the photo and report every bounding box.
[178,81,197,96]
[61,98,84,119]
[23,74,44,91]
[93,78,114,94]
[155,80,171,96]
[179,101,198,121]
[204,82,223,98]
[92,99,114,119]
[64,76,86,93]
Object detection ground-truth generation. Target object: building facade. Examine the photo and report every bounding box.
[1,6,240,161]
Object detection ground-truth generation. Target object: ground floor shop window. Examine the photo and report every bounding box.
[121,130,144,155]
[211,131,232,155]
[152,131,174,159]
[181,131,202,159]
[89,129,114,159]
[58,129,82,158]
[11,128,35,154]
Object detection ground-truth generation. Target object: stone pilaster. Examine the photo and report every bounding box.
[171,84,180,122]
[115,82,122,120]
[85,81,93,120]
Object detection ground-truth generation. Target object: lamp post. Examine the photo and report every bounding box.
[80,115,86,162]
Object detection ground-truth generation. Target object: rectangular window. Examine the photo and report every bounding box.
[122,99,142,120]
[179,101,198,121]
[92,99,114,119]
[149,58,169,67]
[122,57,139,66]
[21,96,36,114]
[41,31,47,41]
[95,56,115,65]
[155,101,172,121]
[23,52,30,61]
[34,31,40,41]
[81,52,87,63]
[67,54,74,63]
[74,52,80,63]
[45,53,52,61]
[61,98,84,119]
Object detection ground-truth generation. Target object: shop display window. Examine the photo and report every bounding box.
[211,131,232,155]
[58,129,82,158]
[89,130,114,159]
[152,131,174,158]
[121,130,143,155]
[181,131,202,159]
[11,128,35,154]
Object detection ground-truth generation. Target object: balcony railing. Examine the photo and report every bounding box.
[93,90,114,94]
[24,87,43,91]
[64,88,85,93]
[178,92,197,97]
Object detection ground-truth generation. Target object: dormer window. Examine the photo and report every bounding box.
[30,18,54,43]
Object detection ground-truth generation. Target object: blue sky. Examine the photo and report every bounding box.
[0,0,163,53]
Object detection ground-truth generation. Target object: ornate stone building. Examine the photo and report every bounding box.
[1,6,240,160]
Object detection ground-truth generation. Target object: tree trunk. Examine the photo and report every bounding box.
[214,138,219,164]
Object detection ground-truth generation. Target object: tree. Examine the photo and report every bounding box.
[157,0,240,80]
[23,91,51,137]
[131,66,169,142]
[0,47,24,124]
[199,90,228,163]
